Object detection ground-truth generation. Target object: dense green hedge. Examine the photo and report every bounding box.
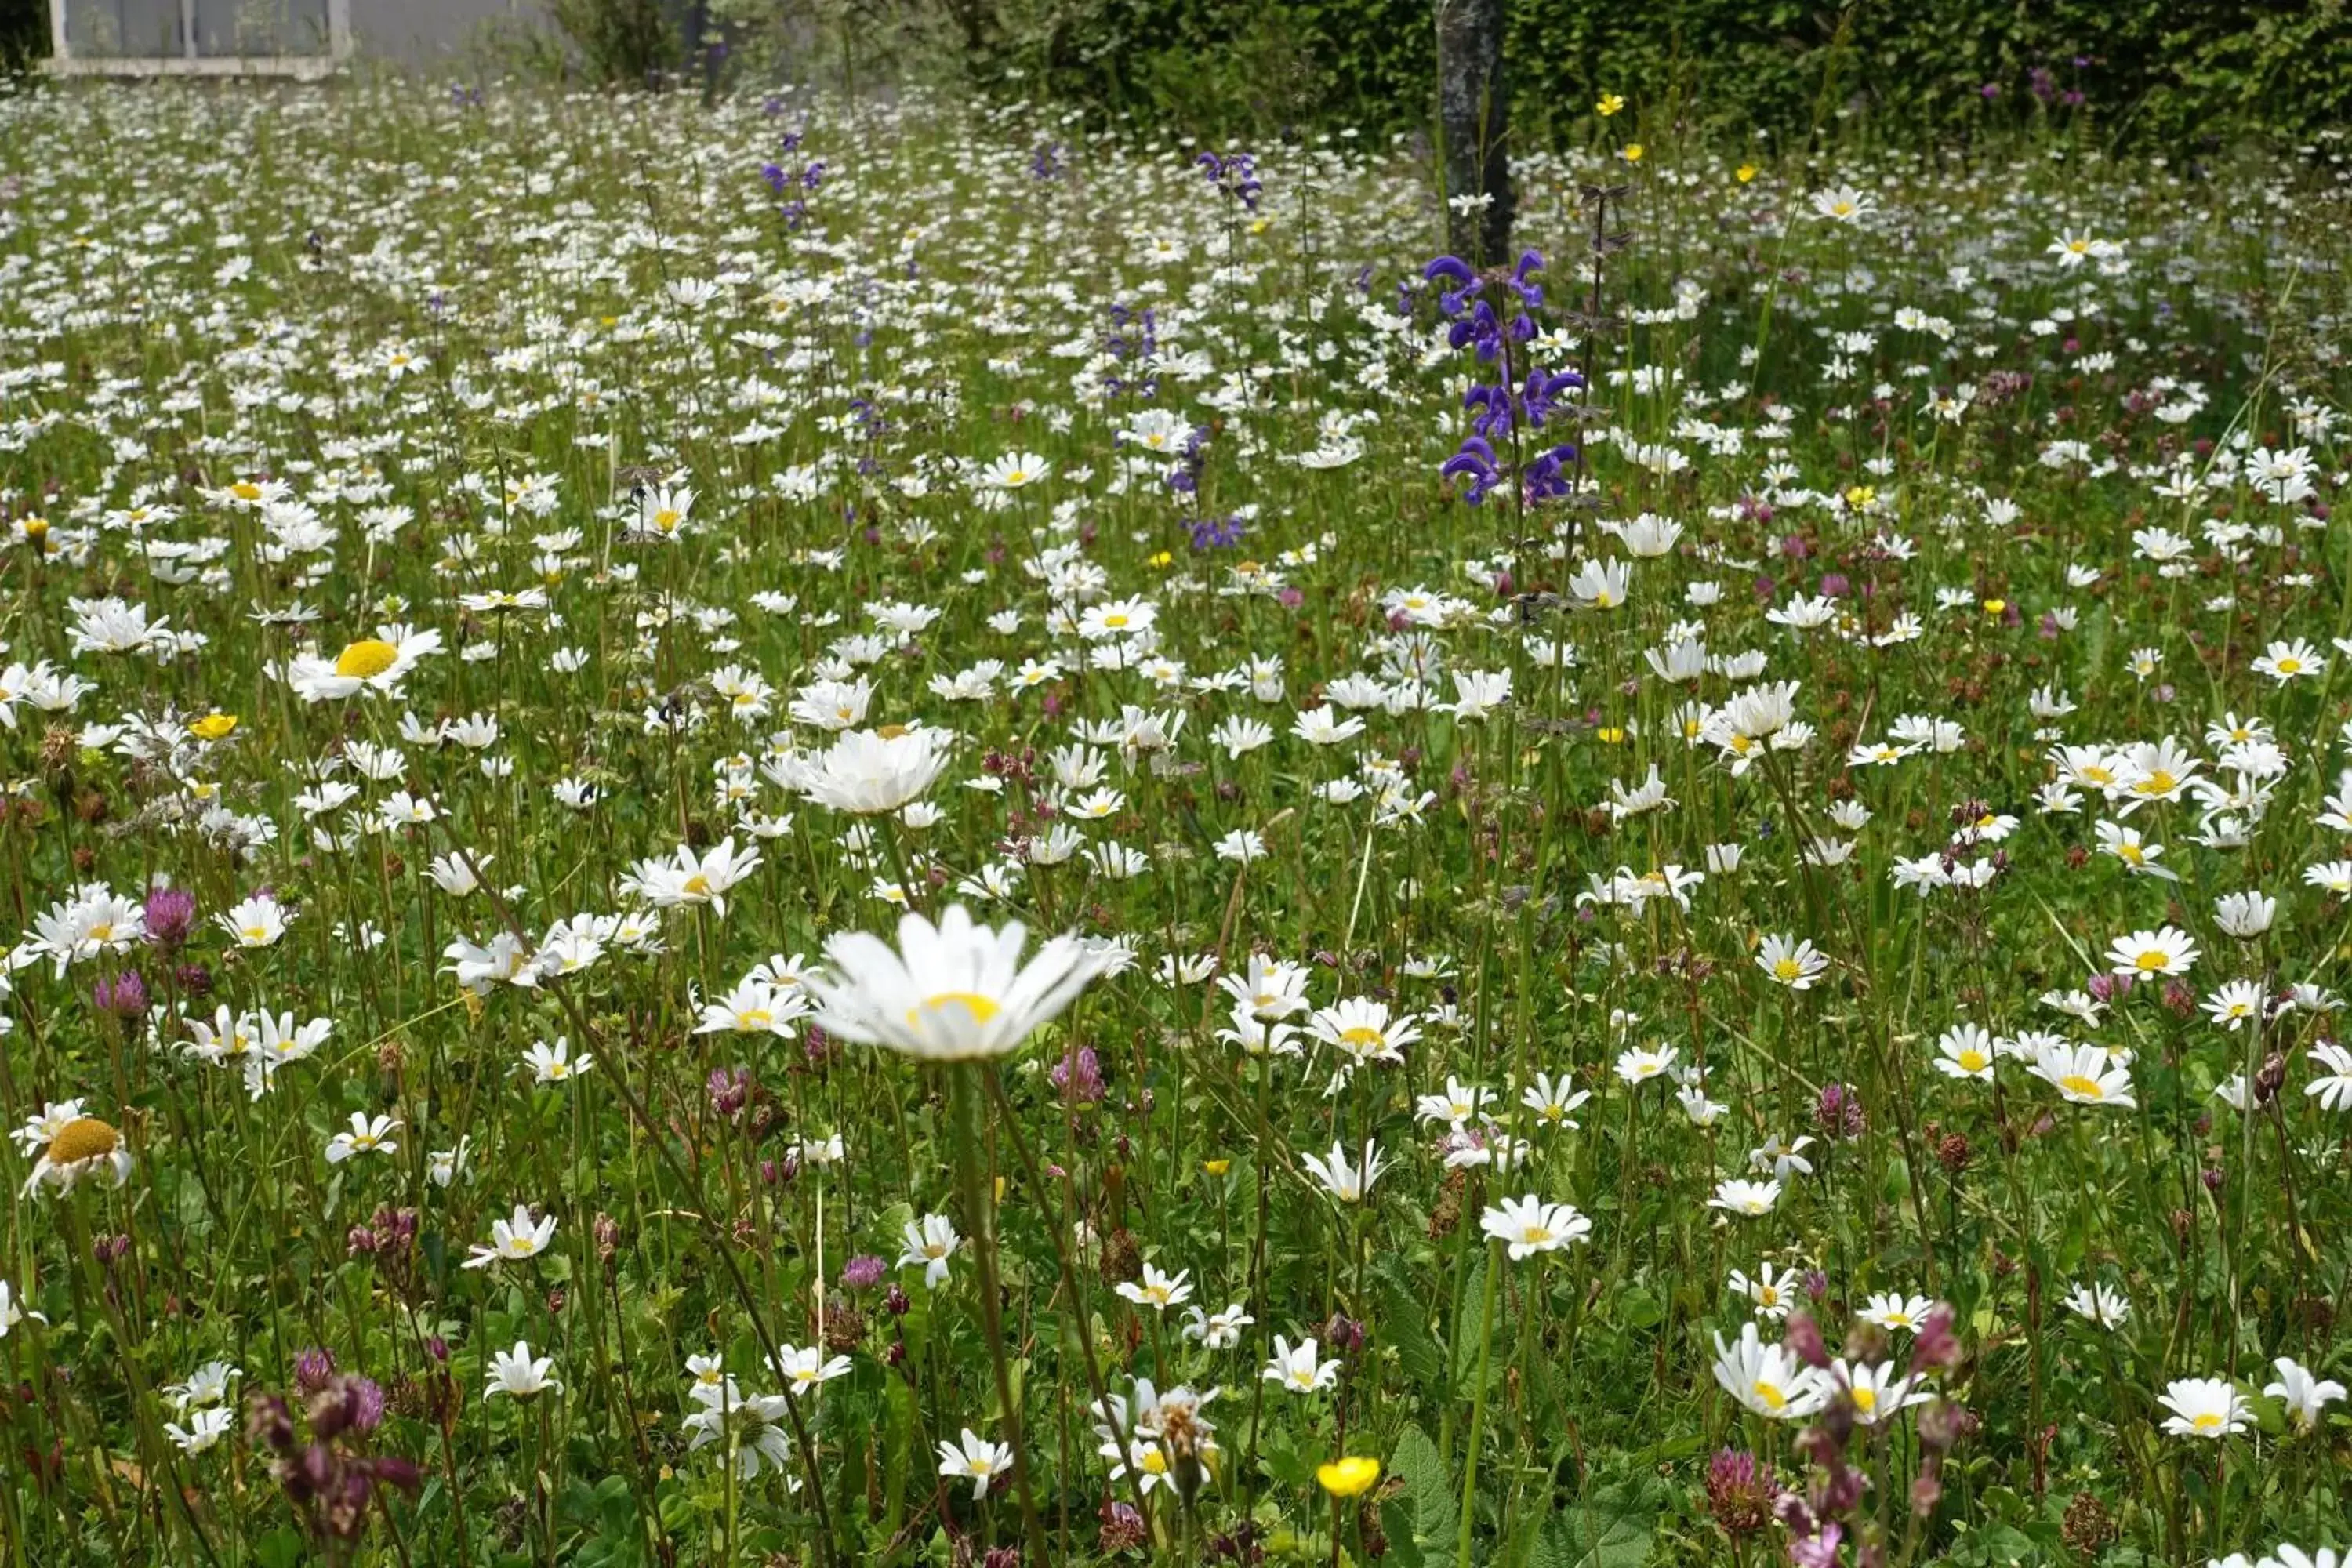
[2,0,45,72]
[1009,0,2352,150]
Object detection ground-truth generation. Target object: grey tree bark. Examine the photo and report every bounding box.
[1436,0,1515,265]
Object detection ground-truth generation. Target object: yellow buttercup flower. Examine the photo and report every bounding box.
[1983,598,2007,617]
[1621,143,1644,164]
[1595,93,1624,117]
[1316,1456,1381,1497]
[1737,164,1759,183]
[1203,1159,1232,1177]
[190,712,238,741]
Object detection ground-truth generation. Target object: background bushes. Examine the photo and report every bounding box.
[2,0,44,73]
[989,0,2352,151]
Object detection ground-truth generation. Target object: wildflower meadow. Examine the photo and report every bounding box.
[1,76,2350,1568]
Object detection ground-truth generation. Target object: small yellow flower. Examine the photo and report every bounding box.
[1737,164,1759,183]
[1620,143,1644,164]
[1203,1159,1232,1177]
[1316,1457,1381,1497]
[1596,726,1628,745]
[1595,93,1624,118]
[18,517,50,550]
[190,712,238,741]
[1843,485,1875,510]
[1983,598,2007,617]
[1148,550,1174,569]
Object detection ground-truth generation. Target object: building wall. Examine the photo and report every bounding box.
[352,0,546,66]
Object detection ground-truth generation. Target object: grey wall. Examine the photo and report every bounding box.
[351,0,548,66]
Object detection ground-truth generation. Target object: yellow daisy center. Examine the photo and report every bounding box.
[335,638,400,679]
[48,1117,122,1164]
[914,992,1000,1027]
[1852,1385,1878,1414]
[2060,1074,2104,1099]
[1753,1379,1788,1411]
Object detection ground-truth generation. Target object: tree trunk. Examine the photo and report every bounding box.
[1436,0,1514,265]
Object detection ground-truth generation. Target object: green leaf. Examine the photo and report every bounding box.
[1388,1423,1457,1555]
[1533,1483,1653,1568]
[1450,1252,1490,1391]
[255,1526,304,1568]
[1380,1498,1427,1568]
[1614,1283,1664,1331]
[1377,1265,1446,1394]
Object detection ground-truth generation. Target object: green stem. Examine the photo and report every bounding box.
[1455,1239,1503,1568]
[953,1063,1049,1567]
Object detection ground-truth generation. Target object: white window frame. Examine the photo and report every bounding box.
[46,0,351,78]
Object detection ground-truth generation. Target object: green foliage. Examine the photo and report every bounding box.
[545,0,681,86]
[0,0,45,71]
[975,0,2352,151]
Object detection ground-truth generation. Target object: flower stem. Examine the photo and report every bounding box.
[953,1062,1049,1566]
[1456,1238,1502,1568]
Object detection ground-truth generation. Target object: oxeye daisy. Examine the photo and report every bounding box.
[2106,926,2198,978]
[1933,1024,1997,1080]
[1478,1196,1592,1259]
[1756,934,1828,990]
[463,1204,557,1269]
[1711,1323,1826,1420]
[979,452,1049,490]
[21,1114,134,1196]
[2027,1040,2136,1108]
[2157,1377,2249,1439]
[804,904,1109,1062]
